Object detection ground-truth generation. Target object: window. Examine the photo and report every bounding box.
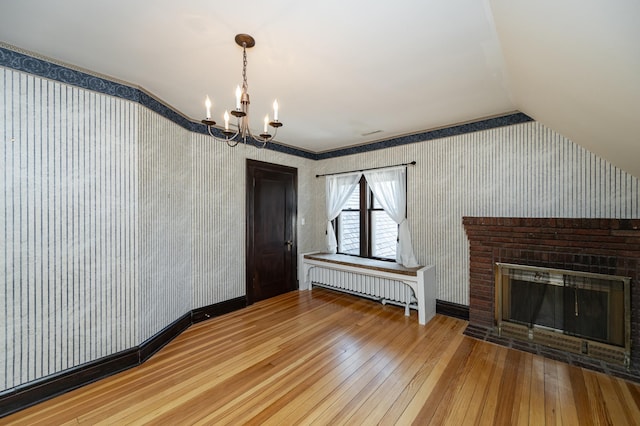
[334,176,398,260]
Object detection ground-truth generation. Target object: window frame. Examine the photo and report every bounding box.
[333,175,399,261]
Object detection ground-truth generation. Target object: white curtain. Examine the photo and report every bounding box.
[364,166,419,267]
[325,172,362,253]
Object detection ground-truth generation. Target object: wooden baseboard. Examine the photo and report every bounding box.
[139,312,192,363]
[0,348,139,418]
[436,299,470,321]
[192,296,247,324]
[0,297,247,418]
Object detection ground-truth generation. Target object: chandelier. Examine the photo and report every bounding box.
[201,34,283,148]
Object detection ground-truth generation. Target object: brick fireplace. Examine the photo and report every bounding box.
[463,217,640,381]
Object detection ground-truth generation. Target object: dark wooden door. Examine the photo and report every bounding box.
[246,160,297,304]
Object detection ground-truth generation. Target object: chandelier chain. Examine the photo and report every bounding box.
[242,44,248,91]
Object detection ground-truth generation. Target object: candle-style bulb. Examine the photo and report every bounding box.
[224,110,230,131]
[205,96,212,119]
[235,86,242,110]
[273,99,279,121]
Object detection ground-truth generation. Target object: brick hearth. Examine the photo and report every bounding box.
[463,217,640,380]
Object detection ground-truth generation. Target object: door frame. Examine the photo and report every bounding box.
[246,159,298,305]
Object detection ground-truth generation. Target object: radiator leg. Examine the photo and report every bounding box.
[405,287,410,316]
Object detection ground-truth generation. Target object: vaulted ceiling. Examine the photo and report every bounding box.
[1,1,639,177]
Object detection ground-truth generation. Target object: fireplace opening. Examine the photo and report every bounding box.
[496,263,631,366]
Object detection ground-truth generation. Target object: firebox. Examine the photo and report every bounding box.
[495,263,631,366]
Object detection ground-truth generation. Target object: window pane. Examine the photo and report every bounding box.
[343,187,360,210]
[338,211,360,255]
[371,210,397,259]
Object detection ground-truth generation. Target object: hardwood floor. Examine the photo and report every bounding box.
[5,288,640,425]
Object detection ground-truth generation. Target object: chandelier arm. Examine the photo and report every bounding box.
[225,129,241,140]
[244,126,261,147]
[223,124,241,146]
[253,138,268,149]
[226,138,240,148]
[254,135,268,148]
[225,116,242,143]
[245,126,275,148]
[264,126,279,141]
[205,123,243,147]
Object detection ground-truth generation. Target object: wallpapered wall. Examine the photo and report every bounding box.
[2,58,639,392]
[0,66,321,391]
[138,109,193,342]
[1,69,140,390]
[316,122,640,305]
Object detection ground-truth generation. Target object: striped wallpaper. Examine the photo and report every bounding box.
[138,108,193,342]
[1,68,139,390]
[2,59,639,394]
[315,122,640,305]
[190,134,246,305]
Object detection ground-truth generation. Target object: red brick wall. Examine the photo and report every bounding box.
[463,217,640,366]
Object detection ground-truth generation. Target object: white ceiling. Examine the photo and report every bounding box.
[1,1,639,176]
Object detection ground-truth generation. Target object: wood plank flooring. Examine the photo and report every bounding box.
[5,288,640,425]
